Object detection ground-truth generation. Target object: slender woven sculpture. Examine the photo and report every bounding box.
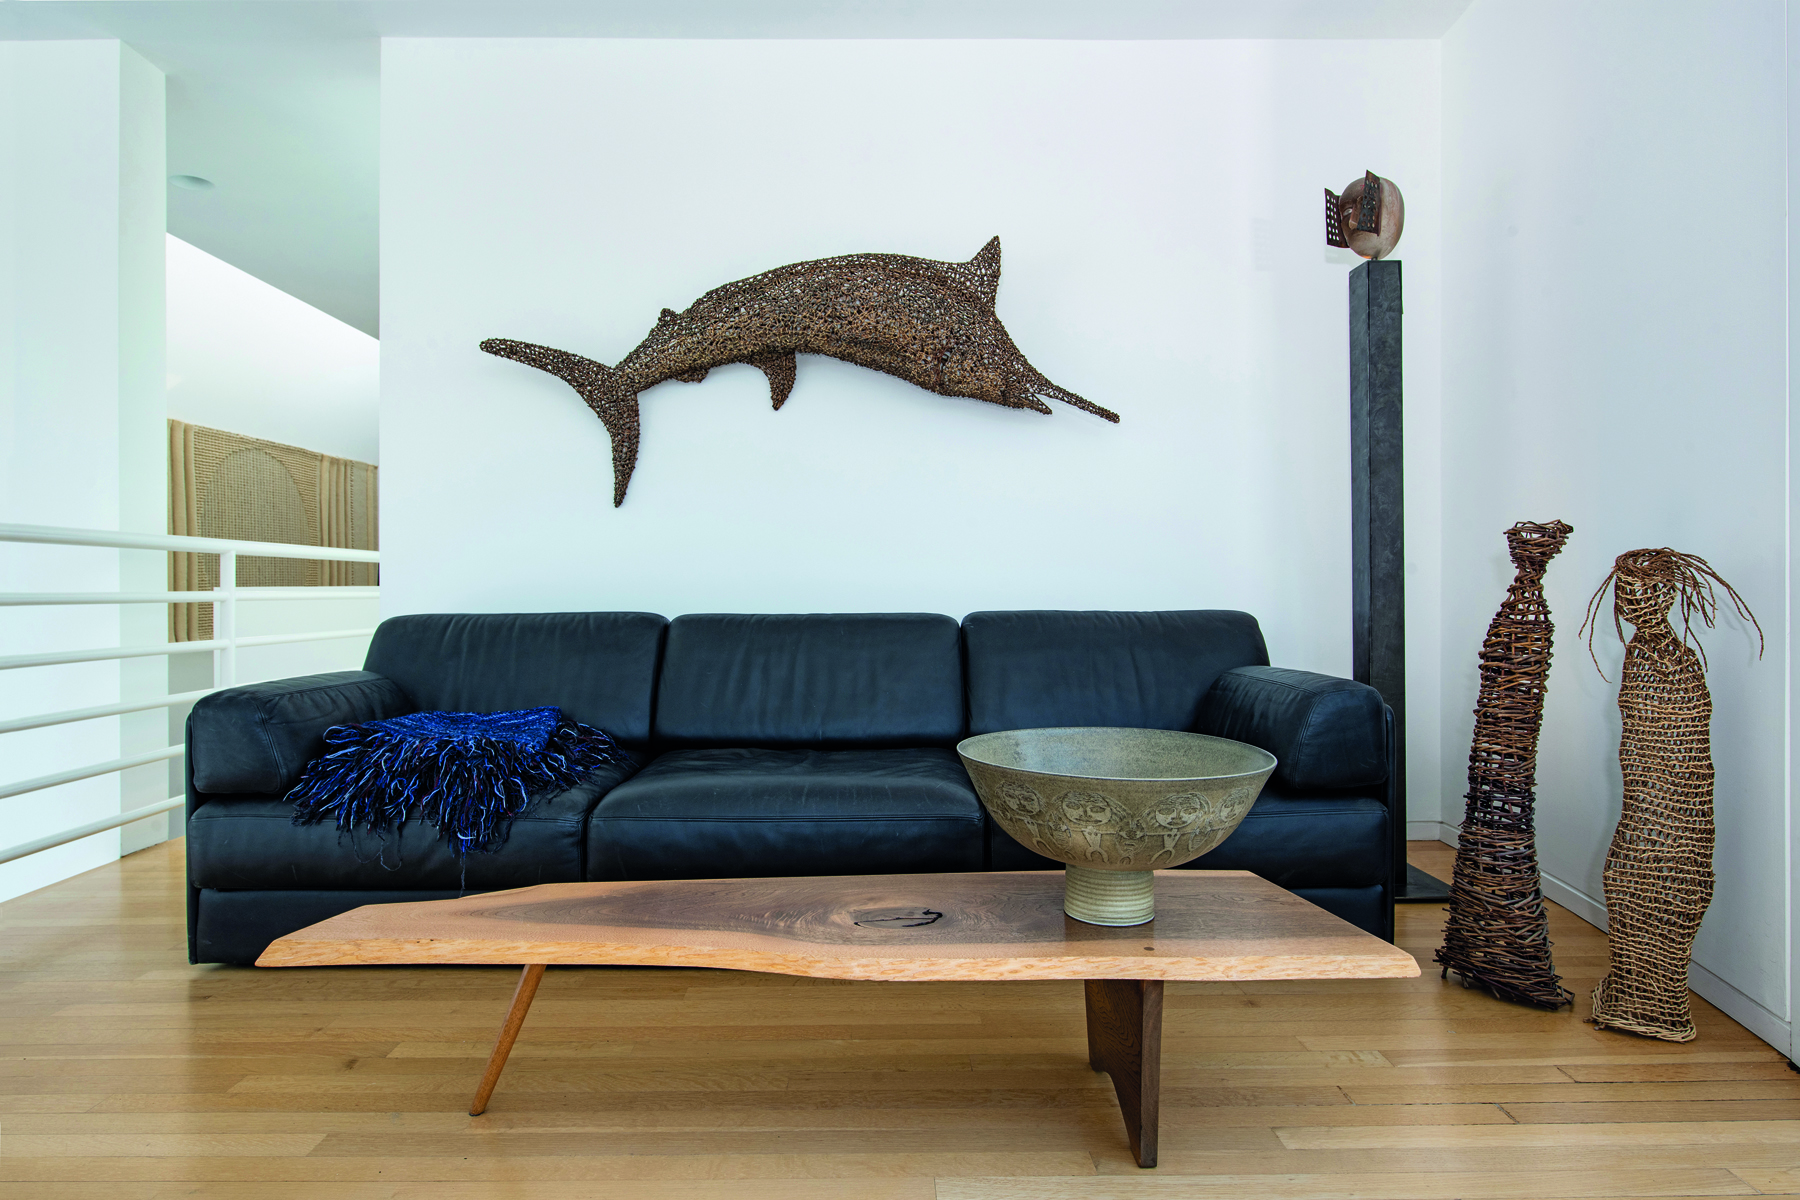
[481,237,1119,506]
[1435,520,1575,1008]
[1581,550,1760,1042]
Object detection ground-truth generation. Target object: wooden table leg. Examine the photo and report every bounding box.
[469,963,547,1116]
[1085,978,1163,1168]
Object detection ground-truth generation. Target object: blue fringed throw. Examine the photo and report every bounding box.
[287,706,624,854]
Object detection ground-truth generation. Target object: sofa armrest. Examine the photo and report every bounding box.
[189,671,415,795]
[1195,666,1388,792]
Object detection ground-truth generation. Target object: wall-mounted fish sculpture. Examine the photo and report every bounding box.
[481,237,1118,506]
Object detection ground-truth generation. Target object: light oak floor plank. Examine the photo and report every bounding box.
[0,838,1794,1200]
[1732,1167,1800,1192]
[1274,1118,1800,1150]
[933,1169,1756,1198]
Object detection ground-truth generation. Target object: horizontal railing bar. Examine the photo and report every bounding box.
[0,796,186,866]
[0,690,219,736]
[0,745,184,803]
[233,587,380,602]
[0,627,377,671]
[237,628,378,649]
[0,523,380,563]
[0,592,230,605]
[0,587,380,606]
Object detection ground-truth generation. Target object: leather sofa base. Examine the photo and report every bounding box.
[1289,885,1391,941]
[194,888,484,966]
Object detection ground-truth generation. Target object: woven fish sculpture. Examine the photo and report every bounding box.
[481,237,1119,506]
[287,707,624,855]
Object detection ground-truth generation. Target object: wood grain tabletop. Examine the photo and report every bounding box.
[257,869,1422,983]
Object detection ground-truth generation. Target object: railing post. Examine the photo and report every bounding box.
[215,549,237,689]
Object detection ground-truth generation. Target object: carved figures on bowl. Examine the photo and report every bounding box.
[958,727,1276,926]
[988,777,1260,869]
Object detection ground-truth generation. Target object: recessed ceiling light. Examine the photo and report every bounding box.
[169,175,214,191]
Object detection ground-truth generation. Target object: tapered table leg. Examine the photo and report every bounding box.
[1084,978,1163,1168]
[469,963,547,1116]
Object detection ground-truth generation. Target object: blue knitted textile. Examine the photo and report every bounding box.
[286,706,623,854]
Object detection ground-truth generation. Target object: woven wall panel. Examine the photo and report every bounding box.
[168,420,378,641]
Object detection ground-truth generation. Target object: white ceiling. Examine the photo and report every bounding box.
[1,0,1474,337]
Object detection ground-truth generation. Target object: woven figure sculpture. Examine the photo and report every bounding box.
[481,238,1118,506]
[1581,549,1760,1042]
[1434,521,1575,1009]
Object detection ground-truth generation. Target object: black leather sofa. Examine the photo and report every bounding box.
[184,609,1395,964]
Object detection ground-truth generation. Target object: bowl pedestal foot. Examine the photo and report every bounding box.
[1064,865,1154,926]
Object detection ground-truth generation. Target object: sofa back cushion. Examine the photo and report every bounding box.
[963,610,1269,734]
[363,612,667,748]
[653,613,964,748]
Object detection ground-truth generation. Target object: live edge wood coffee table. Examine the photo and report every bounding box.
[259,869,1417,1168]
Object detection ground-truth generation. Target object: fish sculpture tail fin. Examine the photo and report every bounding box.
[480,337,642,506]
[594,396,641,507]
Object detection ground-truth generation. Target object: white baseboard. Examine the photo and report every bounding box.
[1539,872,1791,1058]
[1540,871,1608,931]
[1688,961,1792,1058]
[1406,820,1460,845]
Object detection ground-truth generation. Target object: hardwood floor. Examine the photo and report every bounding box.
[2,838,1795,1199]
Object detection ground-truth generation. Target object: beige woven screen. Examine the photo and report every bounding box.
[168,419,379,641]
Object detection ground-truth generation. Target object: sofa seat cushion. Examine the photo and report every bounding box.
[587,747,984,880]
[988,789,1389,890]
[186,758,638,891]
[1181,792,1389,889]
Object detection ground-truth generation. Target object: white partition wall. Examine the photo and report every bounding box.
[1789,0,1800,1071]
[1442,0,1791,1056]
[0,42,167,901]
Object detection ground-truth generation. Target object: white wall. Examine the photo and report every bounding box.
[381,38,1442,711]
[167,233,379,464]
[0,41,166,901]
[1442,0,1790,1054]
[1788,0,1800,1073]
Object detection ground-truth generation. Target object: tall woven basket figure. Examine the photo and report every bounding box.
[1435,520,1575,1009]
[1582,550,1760,1042]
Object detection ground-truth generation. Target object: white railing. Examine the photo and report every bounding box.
[0,523,380,866]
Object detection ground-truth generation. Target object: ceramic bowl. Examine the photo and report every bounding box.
[957,727,1277,926]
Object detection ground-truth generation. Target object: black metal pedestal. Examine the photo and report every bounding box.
[1349,261,1446,904]
[1400,863,1451,903]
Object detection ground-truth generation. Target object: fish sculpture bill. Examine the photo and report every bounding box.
[480,237,1119,506]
